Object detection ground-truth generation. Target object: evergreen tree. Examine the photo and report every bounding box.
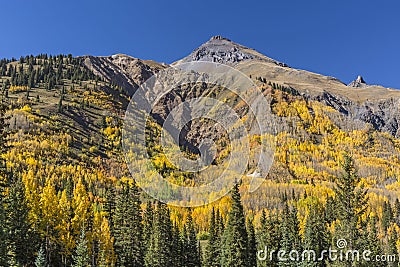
[0,203,6,266]
[360,216,385,267]
[387,225,399,267]
[204,208,221,267]
[257,210,268,267]
[247,217,257,267]
[333,154,368,251]
[72,229,90,267]
[331,154,368,267]
[279,202,301,267]
[171,223,184,267]
[113,182,144,267]
[58,96,63,113]
[103,186,116,235]
[35,246,47,267]
[257,210,281,267]
[382,201,393,231]
[143,201,153,256]
[183,210,201,267]
[302,206,329,267]
[221,184,249,267]
[216,209,224,239]
[394,198,400,225]
[5,178,38,266]
[145,201,173,267]
[324,195,336,224]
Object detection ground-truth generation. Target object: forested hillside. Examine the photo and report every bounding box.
[1,53,400,266]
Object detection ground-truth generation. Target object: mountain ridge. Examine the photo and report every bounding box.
[81,36,400,138]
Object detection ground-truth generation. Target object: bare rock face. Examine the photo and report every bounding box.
[82,54,166,96]
[348,75,367,87]
[174,36,288,67]
[314,91,400,137]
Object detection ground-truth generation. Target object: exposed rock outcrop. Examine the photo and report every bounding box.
[348,75,367,87]
[82,54,166,96]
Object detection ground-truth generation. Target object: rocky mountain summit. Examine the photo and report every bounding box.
[174,35,288,67]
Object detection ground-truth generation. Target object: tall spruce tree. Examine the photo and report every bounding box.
[216,209,224,239]
[103,186,116,235]
[183,210,201,267]
[205,208,221,267]
[113,182,144,267]
[394,199,400,225]
[302,206,329,267]
[279,202,301,267]
[247,217,257,267]
[221,184,249,267]
[5,178,37,266]
[387,225,399,267]
[143,201,154,257]
[0,200,7,266]
[382,201,393,231]
[333,154,368,252]
[361,216,385,267]
[145,201,173,267]
[72,229,90,267]
[257,210,268,267]
[171,222,184,267]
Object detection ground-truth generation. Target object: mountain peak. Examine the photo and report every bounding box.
[209,35,231,41]
[348,75,367,87]
[356,75,366,83]
[174,36,287,67]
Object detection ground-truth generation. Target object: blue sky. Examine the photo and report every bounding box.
[1,0,400,88]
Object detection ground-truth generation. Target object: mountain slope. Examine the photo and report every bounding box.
[2,37,400,202]
[172,36,400,137]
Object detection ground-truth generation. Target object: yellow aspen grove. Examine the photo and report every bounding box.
[22,170,41,225]
[71,178,91,235]
[57,190,75,264]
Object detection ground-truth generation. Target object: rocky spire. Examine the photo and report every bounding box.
[348,75,367,87]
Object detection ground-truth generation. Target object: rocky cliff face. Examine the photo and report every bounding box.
[314,90,400,137]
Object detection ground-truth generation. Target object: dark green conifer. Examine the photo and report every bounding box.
[113,182,144,267]
[333,154,368,250]
[205,208,221,267]
[5,178,38,266]
[183,211,201,267]
[247,217,257,267]
[221,184,249,267]
[145,201,173,267]
[302,206,329,267]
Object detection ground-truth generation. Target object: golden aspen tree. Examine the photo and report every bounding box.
[71,178,91,235]
[57,190,74,264]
